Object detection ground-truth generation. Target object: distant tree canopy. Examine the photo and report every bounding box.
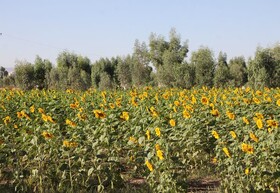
[214,52,231,88]
[0,66,9,78]
[150,28,189,87]
[2,29,280,90]
[248,46,280,88]
[0,66,13,88]
[229,56,248,87]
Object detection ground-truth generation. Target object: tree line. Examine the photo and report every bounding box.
[1,29,280,90]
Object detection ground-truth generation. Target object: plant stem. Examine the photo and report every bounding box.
[68,153,73,192]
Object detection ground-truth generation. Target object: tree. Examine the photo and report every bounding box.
[14,61,35,90]
[57,51,78,69]
[149,33,169,69]
[66,67,91,90]
[214,52,231,87]
[50,51,91,90]
[99,72,114,90]
[68,67,83,90]
[116,56,132,89]
[77,56,91,74]
[91,57,117,89]
[248,47,275,88]
[0,66,9,87]
[156,64,176,87]
[44,59,53,72]
[270,43,280,87]
[0,66,8,79]
[131,40,152,86]
[191,47,215,87]
[44,59,53,89]
[149,28,189,87]
[2,73,15,87]
[228,56,248,87]
[48,67,69,90]
[48,68,60,89]
[173,62,195,88]
[33,56,46,89]
[80,70,91,90]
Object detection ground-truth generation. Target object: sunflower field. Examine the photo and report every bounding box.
[0,87,279,192]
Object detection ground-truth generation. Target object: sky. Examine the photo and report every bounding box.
[1,0,280,70]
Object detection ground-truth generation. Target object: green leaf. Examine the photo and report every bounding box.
[88,167,94,176]
[138,136,145,145]
[97,184,104,192]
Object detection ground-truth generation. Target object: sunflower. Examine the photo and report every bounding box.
[42,131,54,139]
[183,110,191,119]
[211,130,219,139]
[156,150,164,160]
[201,96,209,105]
[266,119,278,128]
[63,140,78,148]
[223,147,231,158]
[155,127,161,137]
[3,116,11,125]
[241,143,254,154]
[211,109,220,117]
[230,131,237,139]
[65,119,77,127]
[120,112,129,121]
[249,132,258,143]
[146,130,151,140]
[145,160,153,172]
[129,137,138,144]
[242,117,249,125]
[277,99,280,106]
[169,119,176,127]
[245,168,250,175]
[30,105,35,113]
[256,119,263,129]
[93,110,106,119]
[226,111,235,120]
[155,144,161,151]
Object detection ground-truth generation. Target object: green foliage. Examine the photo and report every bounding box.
[57,51,78,69]
[214,52,231,87]
[156,64,176,87]
[0,66,8,79]
[91,58,117,89]
[116,56,133,89]
[248,47,276,88]
[47,51,91,90]
[270,44,280,87]
[131,40,152,87]
[34,56,48,89]
[1,74,16,88]
[5,29,280,90]
[211,88,280,192]
[80,70,91,90]
[77,56,91,74]
[1,87,279,192]
[149,29,189,87]
[229,56,248,87]
[149,34,169,69]
[14,61,35,90]
[176,63,196,89]
[99,72,115,90]
[68,67,84,90]
[0,66,10,87]
[47,67,61,89]
[191,47,215,87]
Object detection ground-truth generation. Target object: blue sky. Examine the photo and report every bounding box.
[1,0,280,69]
